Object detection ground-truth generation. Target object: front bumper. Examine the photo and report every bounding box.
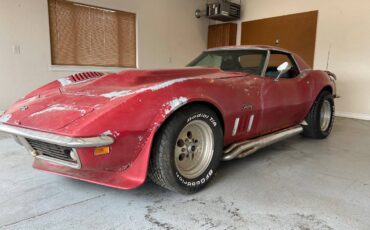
[0,123,114,147]
[0,123,114,169]
[0,123,153,190]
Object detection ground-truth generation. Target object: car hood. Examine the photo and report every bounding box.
[3,93,107,132]
[60,67,238,98]
[3,67,244,133]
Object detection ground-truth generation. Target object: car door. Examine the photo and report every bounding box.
[259,51,311,134]
[218,50,268,141]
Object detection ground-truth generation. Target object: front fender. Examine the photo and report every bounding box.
[33,78,228,189]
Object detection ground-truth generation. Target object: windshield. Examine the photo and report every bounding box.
[188,50,268,76]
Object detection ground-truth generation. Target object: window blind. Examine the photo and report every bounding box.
[48,0,136,67]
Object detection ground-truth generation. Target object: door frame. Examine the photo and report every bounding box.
[261,49,302,77]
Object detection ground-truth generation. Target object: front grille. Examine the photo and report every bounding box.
[26,139,76,163]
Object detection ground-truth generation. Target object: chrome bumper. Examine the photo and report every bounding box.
[0,123,114,169]
[0,123,114,147]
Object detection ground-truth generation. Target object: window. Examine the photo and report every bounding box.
[188,50,267,75]
[239,54,264,68]
[265,52,300,78]
[48,0,136,68]
[195,54,222,68]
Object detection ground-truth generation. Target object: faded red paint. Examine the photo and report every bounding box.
[1,46,336,189]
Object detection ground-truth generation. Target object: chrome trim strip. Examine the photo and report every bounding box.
[14,135,37,156]
[36,149,81,169]
[324,71,337,81]
[207,46,290,53]
[300,120,308,126]
[247,115,255,132]
[0,123,114,147]
[329,75,336,81]
[290,54,302,74]
[232,118,240,136]
[207,47,268,52]
[261,50,271,77]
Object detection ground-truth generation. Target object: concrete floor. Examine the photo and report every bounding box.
[0,117,370,230]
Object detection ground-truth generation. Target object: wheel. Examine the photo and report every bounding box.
[148,104,223,193]
[302,90,335,139]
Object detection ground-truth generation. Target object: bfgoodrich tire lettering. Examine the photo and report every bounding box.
[302,90,335,139]
[148,104,223,193]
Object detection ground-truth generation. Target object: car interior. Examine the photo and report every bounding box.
[265,52,300,78]
[189,50,300,78]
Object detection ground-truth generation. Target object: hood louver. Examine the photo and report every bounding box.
[69,72,105,83]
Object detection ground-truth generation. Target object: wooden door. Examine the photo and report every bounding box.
[208,23,237,49]
[241,11,318,67]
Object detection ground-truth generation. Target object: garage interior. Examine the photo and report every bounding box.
[1,0,370,229]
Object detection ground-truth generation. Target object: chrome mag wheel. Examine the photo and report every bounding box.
[174,120,214,179]
[320,100,332,132]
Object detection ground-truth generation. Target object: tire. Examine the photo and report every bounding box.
[148,104,223,194]
[302,90,335,139]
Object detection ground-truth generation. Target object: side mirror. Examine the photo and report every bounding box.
[275,62,292,81]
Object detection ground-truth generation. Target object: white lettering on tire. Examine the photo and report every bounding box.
[187,113,217,127]
[176,170,213,187]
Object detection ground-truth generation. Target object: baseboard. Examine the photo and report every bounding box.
[336,111,370,121]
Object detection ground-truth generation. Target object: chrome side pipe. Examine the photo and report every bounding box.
[222,125,303,161]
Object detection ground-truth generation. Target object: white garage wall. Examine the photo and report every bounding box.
[236,0,370,120]
[0,0,208,110]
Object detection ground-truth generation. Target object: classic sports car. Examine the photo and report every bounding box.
[0,45,336,193]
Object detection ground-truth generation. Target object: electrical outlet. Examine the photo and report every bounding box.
[13,45,21,55]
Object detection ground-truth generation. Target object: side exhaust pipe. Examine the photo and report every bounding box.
[223,125,303,161]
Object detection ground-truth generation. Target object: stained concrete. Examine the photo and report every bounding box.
[0,117,369,230]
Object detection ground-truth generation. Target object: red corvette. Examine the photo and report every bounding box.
[0,46,336,193]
